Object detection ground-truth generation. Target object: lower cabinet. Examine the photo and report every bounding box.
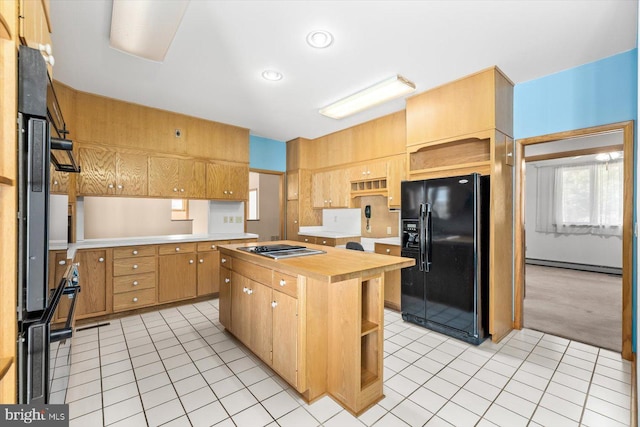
[112,245,158,312]
[196,241,226,296]
[374,243,401,310]
[271,289,298,387]
[219,265,232,328]
[159,252,197,303]
[75,249,110,318]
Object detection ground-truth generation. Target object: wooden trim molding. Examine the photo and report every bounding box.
[514,121,634,361]
[524,144,624,163]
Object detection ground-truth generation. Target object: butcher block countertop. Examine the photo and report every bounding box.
[219,240,414,283]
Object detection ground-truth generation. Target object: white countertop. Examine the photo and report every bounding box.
[51,233,259,259]
[298,231,361,238]
[337,237,402,252]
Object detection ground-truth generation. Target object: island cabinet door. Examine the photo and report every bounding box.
[250,280,273,364]
[230,272,251,345]
[219,266,232,328]
[272,290,299,389]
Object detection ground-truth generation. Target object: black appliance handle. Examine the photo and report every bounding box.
[50,285,80,343]
[419,203,428,272]
[425,205,432,272]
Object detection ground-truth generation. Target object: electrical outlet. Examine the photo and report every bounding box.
[366,224,371,233]
[387,226,392,235]
[223,216,228,223]
[236,216,242,223]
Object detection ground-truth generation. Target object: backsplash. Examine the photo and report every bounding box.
[354,196,400,238]
[208,201,245,233]
[322,208,361,234]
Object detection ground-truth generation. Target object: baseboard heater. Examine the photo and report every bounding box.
[526,258,622,276]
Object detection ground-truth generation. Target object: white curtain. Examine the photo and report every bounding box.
[535,160,623,236]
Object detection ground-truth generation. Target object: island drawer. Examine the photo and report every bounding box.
[374,244,400,256]
[272,272,298,298]
[113,256,156,276]
[113,245,156,259]
[220,255,232,268]
[233,258,271,286]
[113,288,156,312]
[299,235,316,244]
[113,272,156,293]
[197,241,229,252]
[158,242,196,255]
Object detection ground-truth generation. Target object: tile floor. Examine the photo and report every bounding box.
[50,299,633,427]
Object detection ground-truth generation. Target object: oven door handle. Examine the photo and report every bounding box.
[50,285,80,343]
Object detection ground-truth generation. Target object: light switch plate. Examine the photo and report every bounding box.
[236,216,243,223]
[387,226,392,235]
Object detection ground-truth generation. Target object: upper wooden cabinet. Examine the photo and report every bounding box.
[406,67,513,146]
[386,155,406,209]
[287,171,299,200]
[186,117,249,163]
[349,161,387,182]
[50,164,68,194]
[206,162,248,200]
[311,169,349,209]
[77,146,148,196]
[148,156,205,199]
[18,0,51,49]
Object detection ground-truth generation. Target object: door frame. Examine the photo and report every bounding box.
[514,121,634,360]
[249,168,285,240]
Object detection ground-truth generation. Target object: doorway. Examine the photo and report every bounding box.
[246,170,284,241]
[514,121,634,360]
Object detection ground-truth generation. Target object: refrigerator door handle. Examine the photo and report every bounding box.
[424,204,432,272]
[419,204,426,272]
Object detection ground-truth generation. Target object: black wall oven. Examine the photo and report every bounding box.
[17,45,81,404]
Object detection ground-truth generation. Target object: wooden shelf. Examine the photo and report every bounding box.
[0,357,13,381]
[0,176,13,186]
[361,367,377,389]
[409,161,491,180]
[361,320,378,336]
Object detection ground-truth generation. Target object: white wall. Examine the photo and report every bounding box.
[322,208,361,234]
[208,201,245,233]
[525,165,622,268]
[49,195,68,242]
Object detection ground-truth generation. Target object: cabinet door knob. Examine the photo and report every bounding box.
[199,259,204,263]
[132,264,138,269]
[133,281,139,286]
[279,279,286,286]
[362,171,366,175]
[133,297,138,302]
[386,249,391,254]
[294,220,298,224]
[173,188,178,192]
[189,259,194,264]
[322,240,327,244]
[98,257,105,262]
[211,245,216,249]
[243,287,248,293]
[225,278,230,283]
[229,191,233,195]
[58,260,66,265]
[108,184,114,189]
[53,180,59,185]
[304,238,308,242]
[271,301,278,308]
[389,196,393,200]
[224,190,228,195]
[175,247,180,252]
[180,188,185,192]
[247,289,253,295]
[132,250,138,255]
[221,258,227,263]
[118,184,123,189]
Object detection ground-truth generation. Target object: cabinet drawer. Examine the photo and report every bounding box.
[317,237,335,246]
[113,288,156,312]
[197,241,228,252]
[375,244,400,256]
[113,256,156,276]
[272,272,298,299]
[113,245,156,259]
[299,235,316,244]
[220,255,232,268]
[113,272,156,294]
[158,242,196,255]
[233,258,272,286]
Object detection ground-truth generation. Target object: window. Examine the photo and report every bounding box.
[171,199,188,220]
[536,157,622,236]
[248,188,259,220]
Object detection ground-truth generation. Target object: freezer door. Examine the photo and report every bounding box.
[400,251,425,321]
[401,180,427,220]
[423,174,479,337]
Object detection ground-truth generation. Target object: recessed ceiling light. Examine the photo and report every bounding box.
[306,30,333,49]
[262,70,283,81]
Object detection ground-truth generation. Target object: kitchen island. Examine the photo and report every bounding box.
[218,240,415,415]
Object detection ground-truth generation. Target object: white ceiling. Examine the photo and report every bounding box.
[49,1,637,142]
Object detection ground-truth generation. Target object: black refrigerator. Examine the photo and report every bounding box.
[400,173,489,345]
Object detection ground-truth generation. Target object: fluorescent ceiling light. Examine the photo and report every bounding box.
[110,0,190,62]
[319,75,416,119]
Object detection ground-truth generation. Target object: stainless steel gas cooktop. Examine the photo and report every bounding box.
[237,244,326,259]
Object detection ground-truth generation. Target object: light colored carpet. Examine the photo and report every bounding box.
[523,264,622,352]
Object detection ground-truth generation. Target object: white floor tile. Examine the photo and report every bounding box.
[160,415,192,427]
[219,388,258,416]
[68,394,102,420]
[107,412,147,427]
[398,364,433,385]
[195,354,225,372]
[232,403,274,427]
[424,376,460,400]
[436,366,471,387]
[494,390,536,419]
[103,396,143,426]
[248,377,284,401]
[236,365,270,386]
[134,360,166,380]
[385,372,421,396]
[358,404,387,426]
[424,415,455,426]
[202,365,234,385]
[545,381,587,406]
[180,385,218,413]
[102,369,136,391]
[277,406,320,427]
[390,398,433,426]
[103,381,140,407]
[188,401,230,427]
[262,390,300,419]
[324,410,366,427]
[531,406,578,427]
[131,351,161,369]
[137,371,172,394]
[372,412,409,427]
[585,395,631,425]
[173,373,208,396]
[483,403,528,427]
[69,409,102,427]
[503,379,543,404]
[102,359,133,378]
[408,386,447,414]
[65,379,101,403]
[305,396,343,423]
[451,388,491,416]
[581,409,629,427]
[167,362,199,382]
[141,383,178,410]
[145,398,186,427]
[163,353,193,371]
[210,375,246,399]
[436,401,480,427]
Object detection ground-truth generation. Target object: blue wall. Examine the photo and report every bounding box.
[515,49,637,139]
[514,48,638,350]
[249,135,286,172]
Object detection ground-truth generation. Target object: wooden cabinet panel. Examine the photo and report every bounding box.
[374,243,401,310]
[19,0,51,51]
[75,249,109,318]
[233,258,272,286]
[299,235,316,245]
[182,159,205,198]
[158,253,197,303]
[206,162,226,199]
[77,147,117,195]
[287,171,299,200]
[207,162,248,200]
[116,152,148,196]
[272,290,298,388]
[250,280,273,363]
[50,165,69,194]
[330,168,350,208]
[197,251,219,296]
[196,241,228,252]
[113,256,156,277]
[349,161,386,182]
[148,157,180,197]
[219,266,232,328]
[230,272,251,344]
[311,172,326,209]
[272,272,298,299]
[286,201,299,241]
[386,155,406,209]
[158,242,196,255]
[227,163,248,200]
